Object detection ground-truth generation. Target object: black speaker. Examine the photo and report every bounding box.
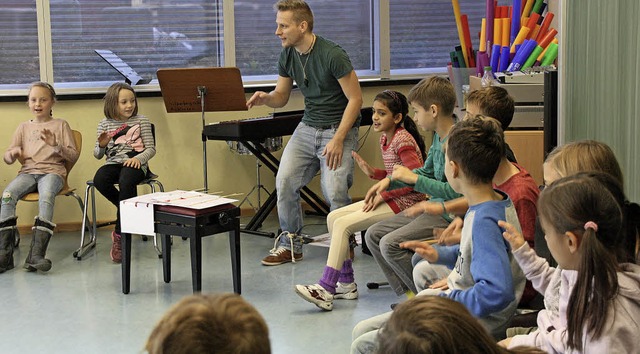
[543,69,558,156]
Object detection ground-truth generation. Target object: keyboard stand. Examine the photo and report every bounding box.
[238,140,329,238]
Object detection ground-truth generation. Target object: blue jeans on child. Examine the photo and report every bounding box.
[275,122,358,253]
[1,173,64,222]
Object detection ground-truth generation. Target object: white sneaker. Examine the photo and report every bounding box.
[295,283,334,311]
[334,282,359,300]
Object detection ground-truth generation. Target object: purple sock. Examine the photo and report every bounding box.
[338,259,355,284]
[318,266,341,294]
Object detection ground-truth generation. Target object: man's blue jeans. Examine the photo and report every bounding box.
[275,122,358,253]
[1,173,64,222]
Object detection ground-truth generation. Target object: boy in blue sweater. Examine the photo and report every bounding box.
[351,115,525,353]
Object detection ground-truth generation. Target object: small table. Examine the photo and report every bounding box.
[121,203,241,294]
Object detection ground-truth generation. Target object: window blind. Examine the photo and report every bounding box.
[49,0,223,84]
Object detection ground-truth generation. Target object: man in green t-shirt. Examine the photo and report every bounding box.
[246,0,363,266]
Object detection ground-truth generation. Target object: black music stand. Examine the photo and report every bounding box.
[95,49,151,85]
[157,67,248,192]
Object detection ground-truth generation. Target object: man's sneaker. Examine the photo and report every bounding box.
[110,231,122,264]
[261,247,302,266]
[261,231,303,266]
[295,284,334,311]
[334,282,359,300]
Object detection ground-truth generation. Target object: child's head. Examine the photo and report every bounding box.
[103,82,138,120]
[373,90,426,160]
[537,172,624,351]
[465,86,515,131]
[27,81,57,118]
[407,76,456,130]
[377,296,544,354]
[543,140,624,187]
[446,115,505,190]
[145,293,271,354]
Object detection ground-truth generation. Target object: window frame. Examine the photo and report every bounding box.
[0,0,447,98]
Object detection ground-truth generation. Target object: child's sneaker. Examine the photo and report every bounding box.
[334,282,359,300]
[110,231,122,264]
[294,283,334,311]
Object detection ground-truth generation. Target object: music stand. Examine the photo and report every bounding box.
[157,67,248,192]
[95,49,152,85]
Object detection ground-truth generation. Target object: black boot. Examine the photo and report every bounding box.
[0,216,18,273]
[24,217,55,272]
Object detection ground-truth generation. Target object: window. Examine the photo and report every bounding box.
[0,0,505,93]
[234,0,372,77]
[0,2,40,87]
[50,0,223,87]
[390,1,489,72]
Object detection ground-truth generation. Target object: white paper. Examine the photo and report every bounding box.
[120,200,156,236]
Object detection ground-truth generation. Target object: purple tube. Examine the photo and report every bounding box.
[486,0,494,48]
[510,0,522,44]
[490,44,501,73]
[509,39,538,71]
[499,46,510,72]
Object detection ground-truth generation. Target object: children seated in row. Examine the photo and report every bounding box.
[294,90,426,310]
[351,115,526,353]
[499,171,640,352]
[364,76,462,298]
[0,82,79,273]
[542,140,640,265]
[411,86,540,307]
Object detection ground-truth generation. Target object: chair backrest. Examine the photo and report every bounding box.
[63,129,83,190]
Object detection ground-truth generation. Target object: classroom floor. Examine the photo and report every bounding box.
[1,214,399,354]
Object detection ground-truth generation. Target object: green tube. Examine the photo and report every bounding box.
[522,45,544,69]
[540,43,558,66]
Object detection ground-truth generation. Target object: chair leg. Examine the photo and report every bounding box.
[149,180,165,257]
[74,183,97,260]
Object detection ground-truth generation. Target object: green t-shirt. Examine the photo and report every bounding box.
[278,35,359,127]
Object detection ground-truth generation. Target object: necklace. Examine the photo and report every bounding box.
[296,34,316,87]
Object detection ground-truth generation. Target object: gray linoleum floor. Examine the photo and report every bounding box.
[1,214,399,354]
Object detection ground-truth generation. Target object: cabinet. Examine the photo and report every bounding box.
[505,130,544,186]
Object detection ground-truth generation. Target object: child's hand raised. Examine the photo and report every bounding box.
[97,132,111,148]
[352,151,375,178]
[498,220,525,251]
[400,240,438,263]
[391,165,418,184]
[40,128,57,147]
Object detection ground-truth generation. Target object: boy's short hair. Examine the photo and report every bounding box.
[466,86,515,130]
[145,293,271,354]
[274,0,314,31]
[447,115,505,185]
[407,76,456,116]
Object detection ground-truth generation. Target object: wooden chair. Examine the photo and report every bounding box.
[19,130,87,246]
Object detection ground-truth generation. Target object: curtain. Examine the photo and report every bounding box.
[564,0,640,200]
